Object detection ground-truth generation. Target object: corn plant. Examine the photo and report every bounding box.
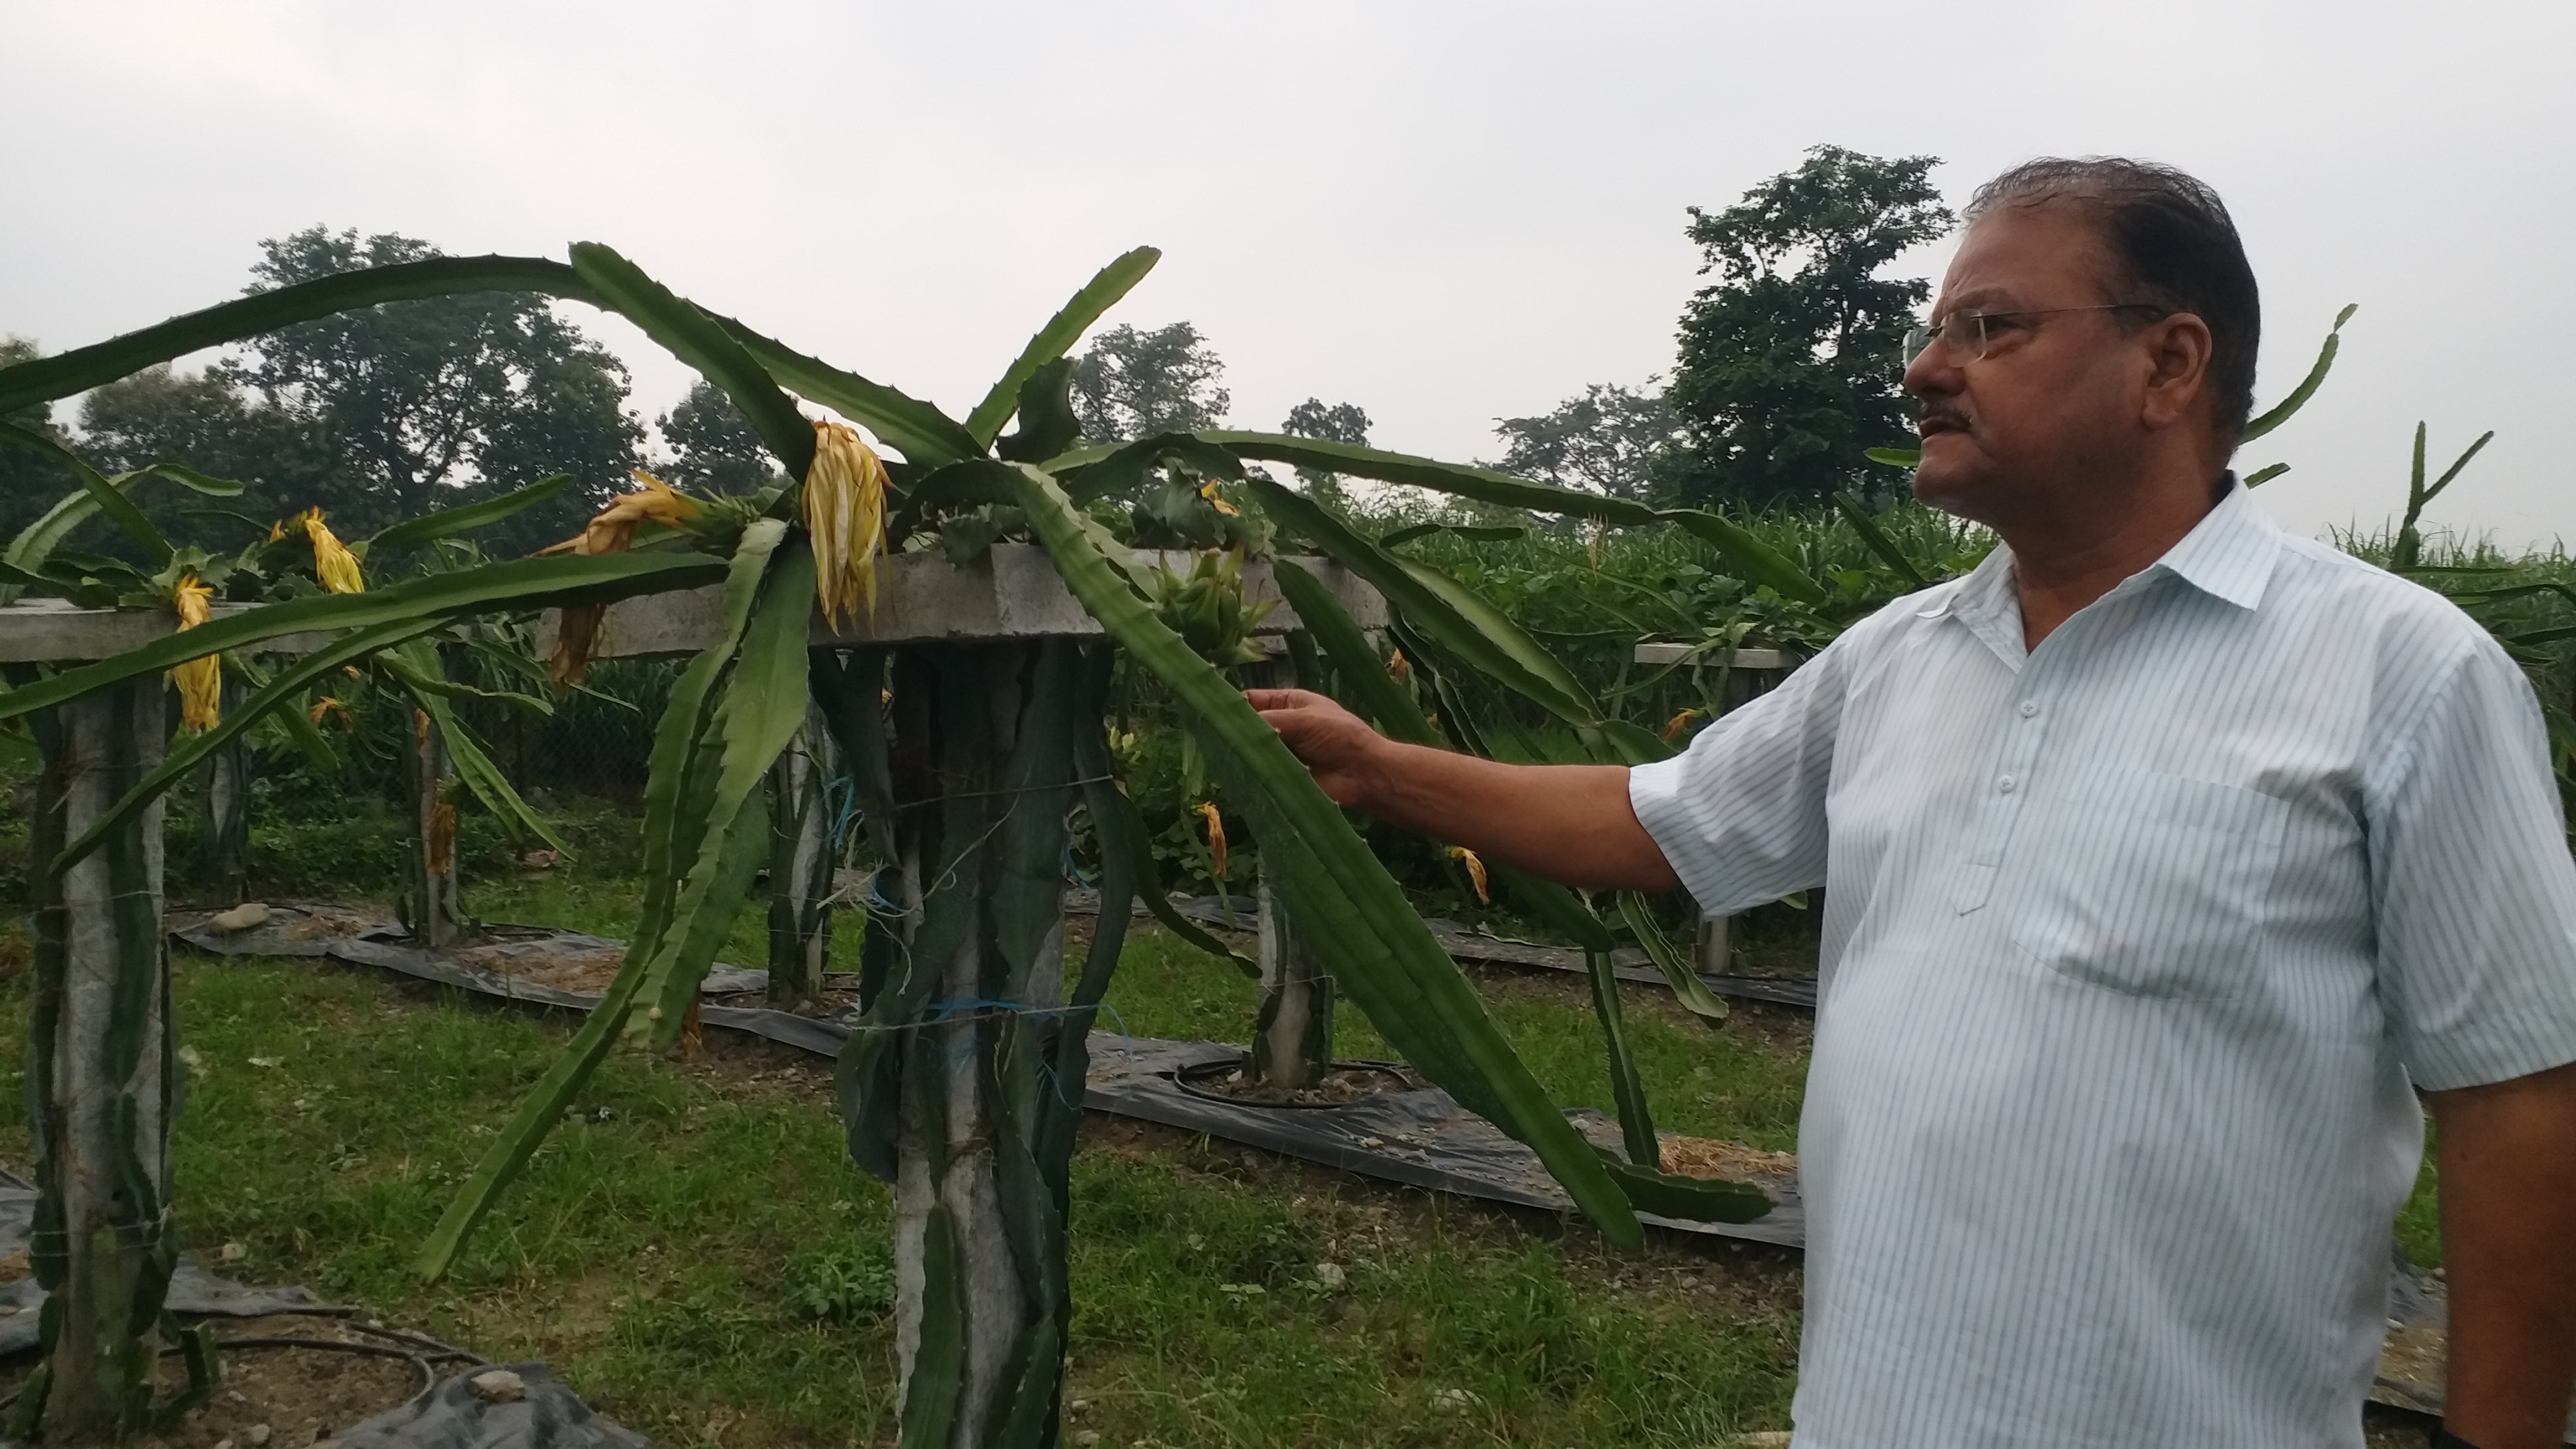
[0,243,1776,1444]
[2361,422,2576,810]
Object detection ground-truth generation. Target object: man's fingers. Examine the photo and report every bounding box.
[1258,707,1332,747]
[1244,687,1329,712]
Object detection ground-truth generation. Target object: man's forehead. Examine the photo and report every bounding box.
[1936,209,2104,307]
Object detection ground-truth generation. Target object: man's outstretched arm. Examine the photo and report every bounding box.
[1247,688,1679,892]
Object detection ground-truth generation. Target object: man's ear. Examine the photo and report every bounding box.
[2138,312,2215,431]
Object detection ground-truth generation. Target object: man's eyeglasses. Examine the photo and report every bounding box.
[1903,303,2168,366]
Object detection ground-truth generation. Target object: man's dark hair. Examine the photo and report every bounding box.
[1966,157,2261,449]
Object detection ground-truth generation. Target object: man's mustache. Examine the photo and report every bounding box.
[1916,403,1971,435]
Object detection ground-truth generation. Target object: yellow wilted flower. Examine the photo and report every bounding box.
[1388,648,1410,685]
[1661,707,1703,744]
[309,696,354,732]
[1197,478,1242,518]
[168,575,220,732]
[1450,846,1491,905]
[550,606,607,689]
[1196,801,1228,882]
[301,508,364,593]
[544,470,704,685]
[805,420,889,631]
[546,470,702,558]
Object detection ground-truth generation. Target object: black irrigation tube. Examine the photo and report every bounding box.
[201,1336,443,1398]
[0,1328,480,1415]
[336,1318,489,1367]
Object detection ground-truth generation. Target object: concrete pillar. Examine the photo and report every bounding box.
[1244,648,1332,1090]
[26,680,173,1434]
[410,708,462,949]
[766,705,837,1010]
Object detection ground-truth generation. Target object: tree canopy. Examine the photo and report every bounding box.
[1661,146,1952,506]
[1071,321,1230,442]
[206,226,641,552]
[0,337,75,546]
[1279,397,1374,509]
[656,378,779,494]
[1488,382,1679,502]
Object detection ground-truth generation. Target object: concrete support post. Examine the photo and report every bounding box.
[26,680,174,1435]
[1244,649,1333,1090]
[1249,865,1334,1090]
[409,708,462,948]
[869,642,1082,1449]
[1695,913,1732,977]
[766,703,837,1010]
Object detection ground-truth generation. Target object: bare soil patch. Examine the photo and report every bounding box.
[0,1315,445,1448]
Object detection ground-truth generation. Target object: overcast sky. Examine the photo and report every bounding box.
[6,1,2570,548]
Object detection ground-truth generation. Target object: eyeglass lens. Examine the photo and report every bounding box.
[1904,316,1975,371]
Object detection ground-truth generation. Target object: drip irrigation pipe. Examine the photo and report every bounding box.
[202,1335,442,1398]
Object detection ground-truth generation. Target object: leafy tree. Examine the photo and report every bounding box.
[1663,146,1952,507]
[656,378,780,493]
[1070,321,1229,442]
[212,226,642,552]
[1281,397,1369,447]
[78,364,335,546]
[1488,381,1680,501]
[1280,397,1371,510]
[0,337,74,544]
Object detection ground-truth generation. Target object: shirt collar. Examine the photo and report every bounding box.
[1916,473,2281,625]
[2141,474,2280,611]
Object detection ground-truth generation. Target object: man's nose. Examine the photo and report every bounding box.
[1902,342,1956,399]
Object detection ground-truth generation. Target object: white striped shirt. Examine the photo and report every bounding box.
[1630,480,2576,1449]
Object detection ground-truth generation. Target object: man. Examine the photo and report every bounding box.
[1252,158,2576,1448]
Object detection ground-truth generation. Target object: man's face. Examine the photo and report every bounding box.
[1904,204,2152,525]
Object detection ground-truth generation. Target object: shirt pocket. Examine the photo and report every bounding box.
[2005,766,2290,1001]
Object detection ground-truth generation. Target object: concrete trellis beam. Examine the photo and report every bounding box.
[538,546,1385,660]
[0,597,337,664]
[1631,642,1802,977]
[1630,642,1792,671]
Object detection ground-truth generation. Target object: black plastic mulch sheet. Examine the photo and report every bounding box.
[171,904,1808,1248]
[1062,889,1821,1010]
[338,1363,648,1449]
[1077,1037,1806,1247]
[0,1175,649,1445]
[0,1181,339,1357]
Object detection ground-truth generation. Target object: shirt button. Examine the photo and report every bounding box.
[2019,700,2040,718]
[1997,775,2017,794]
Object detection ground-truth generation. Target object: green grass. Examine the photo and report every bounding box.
[0,777,2450,1438]
[449,834,1815,1152]
[0,948,1803,1447]
[2397,1128,2444,1269]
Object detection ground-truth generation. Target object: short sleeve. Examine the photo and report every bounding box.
[1628,636,1847,916]
[2369,634,2576,1090]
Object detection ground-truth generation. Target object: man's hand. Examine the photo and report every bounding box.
[1247,689,1386,809]
[1240,686,1682,893]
